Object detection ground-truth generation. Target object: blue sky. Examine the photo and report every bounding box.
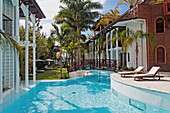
[102,0,129,14]
[37,0,129,36]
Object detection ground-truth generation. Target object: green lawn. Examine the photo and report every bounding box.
[29,68,69,80]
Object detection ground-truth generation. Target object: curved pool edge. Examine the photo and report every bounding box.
[110,73,170,111]
[110,73,170,94]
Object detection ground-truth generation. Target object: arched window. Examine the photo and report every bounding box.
[156,46,166,64]
[156,18,164,33]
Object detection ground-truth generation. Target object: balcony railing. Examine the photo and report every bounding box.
[82,59,117,71]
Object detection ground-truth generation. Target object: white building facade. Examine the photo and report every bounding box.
[0,0,45,104]
[85,6,148,71]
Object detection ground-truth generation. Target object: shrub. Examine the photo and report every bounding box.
[121,66,128,70]
[60,73,69,79]
[128,67,134,71]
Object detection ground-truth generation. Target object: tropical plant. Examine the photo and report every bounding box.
[47,37,56,59]
[103,29,126,66]
[36,36,50,59]
[118,0,139,8]
[97,3,121,27]
[0,29,20,50]
[54,0,103,70]
[120,0,137,6]
[149,0,163,4]
[51,24,73,78]
[51,23,72,46]
[55,0,103,34]
[124,29,155,67]
[111,29,155,67]
[19,26,49,77]
[95,34,106,67]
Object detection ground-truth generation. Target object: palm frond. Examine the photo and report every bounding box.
[0,29,20,51]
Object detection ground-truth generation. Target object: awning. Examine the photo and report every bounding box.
[19,0,46,19]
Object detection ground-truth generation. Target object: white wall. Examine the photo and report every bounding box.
[126,20,147,70]
[110,78,170,110]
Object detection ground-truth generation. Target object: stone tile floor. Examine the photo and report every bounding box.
[111,72,170,93]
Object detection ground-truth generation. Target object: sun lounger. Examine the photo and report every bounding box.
[118,66,144,77]
[128,66,163,80]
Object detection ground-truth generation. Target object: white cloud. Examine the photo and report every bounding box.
[93,0,107,4]
[37,0,61,19]
[36,0,107,36]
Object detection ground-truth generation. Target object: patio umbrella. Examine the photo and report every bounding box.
[46,59,54,65]
[36,59,45,62]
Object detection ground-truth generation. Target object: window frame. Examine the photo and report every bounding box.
[154,17,165,34]
[155,45,166,64]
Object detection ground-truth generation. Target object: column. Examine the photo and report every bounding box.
[32,15,36,82]
[110,31,113,60]
[94,40,97,67]
[25,5,29,87]
[0,0,2,29]
[116,28,119,69]
[92,40,94,59]
[95,40,96,59]
[14,0,20,93]
[106,33,109,59]
[0,48,2,104]
[0,0,3,104]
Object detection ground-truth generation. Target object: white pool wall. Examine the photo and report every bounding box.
[69,70,90,78]
[111,77,170,110]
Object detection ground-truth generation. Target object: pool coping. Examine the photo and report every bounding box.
[110,73,170,94]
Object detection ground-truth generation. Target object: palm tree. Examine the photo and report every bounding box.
[111,29,155,68]
[95,34,106,68]
[124,29,155,67]
[118,0,139,8]
[54,0,103,69]
[47,37,56,59]
[55,0,103,34]
[104,29,127,67]
[51,24,72,78]
[149,0,163,4]
[0,29,20,50]
[51,23,72,46]
[97,3,121,27]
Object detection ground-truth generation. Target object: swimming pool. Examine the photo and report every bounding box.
[111,77,170,113]
[2,70,143,113]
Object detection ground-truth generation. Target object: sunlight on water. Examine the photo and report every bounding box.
[2,70,142,113]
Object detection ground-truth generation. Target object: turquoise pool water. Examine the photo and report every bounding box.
[2,70,143,113]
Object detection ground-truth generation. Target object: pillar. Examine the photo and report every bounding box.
[0,0,2,29]
[0,0,3,104]
[106,33,109,59]
[0,48,2,104]
[32,15,36,83]
[110,31,113,60]
[116,28,119,69]
[14,0,20,93]
[92,40,94,59]
[25,5,29,87]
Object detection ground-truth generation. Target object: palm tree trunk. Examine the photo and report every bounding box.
[66,53,70,74]
[121,46,125,67]
[136,42,138,68]
[70,51,73,71]
[77,28,81,70]
[60,59,63,79]
[99,46,101,68]
[122,52,125,66]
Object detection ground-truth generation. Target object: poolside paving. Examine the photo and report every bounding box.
[110,72,170,93]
